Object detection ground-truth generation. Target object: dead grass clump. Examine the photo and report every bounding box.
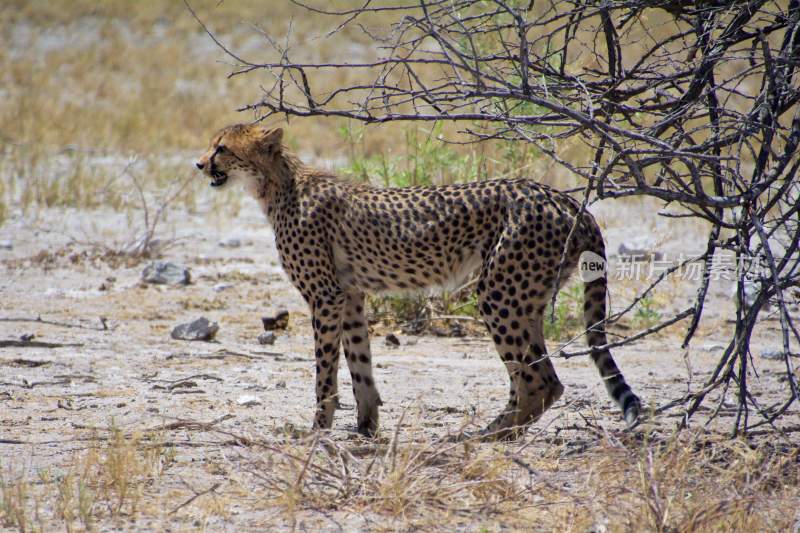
[0,425,175,531]
[577,432,800,532]
[5,417,797,530]
[0,466,40,532]
[49,426,175,529]
[215,419,800,531]
[0,178,7,227]
[0,1,579,219]
[225,414,528,528]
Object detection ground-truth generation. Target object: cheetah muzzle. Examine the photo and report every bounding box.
[195,123,643,441]
[209,166,228,187]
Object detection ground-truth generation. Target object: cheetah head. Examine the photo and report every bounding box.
[194,124,284,190]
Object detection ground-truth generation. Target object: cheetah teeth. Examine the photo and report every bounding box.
[210,174,228,187]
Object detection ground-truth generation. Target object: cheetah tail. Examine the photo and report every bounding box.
[583,268,642,427]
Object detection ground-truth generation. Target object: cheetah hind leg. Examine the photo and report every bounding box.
[480,329,565,440]
[517,313,564,426]
[341,291,383,437]
[474,281,532,440]
[479,371,528,441]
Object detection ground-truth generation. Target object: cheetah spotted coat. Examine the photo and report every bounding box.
[195,124,641,439]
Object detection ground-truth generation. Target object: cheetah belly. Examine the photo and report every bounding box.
[331,238,484,294]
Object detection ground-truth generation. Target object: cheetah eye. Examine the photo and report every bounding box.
[217,145,228,153]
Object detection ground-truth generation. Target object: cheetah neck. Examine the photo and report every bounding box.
[249,149,306,224]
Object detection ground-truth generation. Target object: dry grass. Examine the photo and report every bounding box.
[200,417,799,531]
[3,416,796,531]
[3,3,797,531]
[0,0,576,224]
[0,424,175,532]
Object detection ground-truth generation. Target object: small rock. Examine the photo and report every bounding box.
[448,322,466,338]
[702,343,725,352]
[20,333,34,342]
[142,261,191,285]
[219,237,242,248]
[258,331,277,345]
[236,394,262,407]
[169,380,197,390]
[405,336,418,346]
[384,333,401,347]
[276,381,287,389]
[618,237,663,262]
[431,323,466,337]
[261,310,290,331]
[212,283,234,293]
[0,240,12,250]
[761,349,784,360]
[171,317,219,341]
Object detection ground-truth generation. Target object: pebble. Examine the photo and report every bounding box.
[702,343,726,352]
[618,237,663,261]
[384,333,401,347]
[258,331,277,345]
[236,395,262,407]
[761,349,784,360]
[448,322,466,338]
[212,283,234,292]
[171,317,219,341]
[261,310,290,331]
[219,238,242,248]
[0,240,12,250]
[142,261,191,285]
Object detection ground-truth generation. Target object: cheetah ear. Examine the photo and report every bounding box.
[259,127,284,155]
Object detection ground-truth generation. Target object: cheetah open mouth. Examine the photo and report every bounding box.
[210,170,228,188]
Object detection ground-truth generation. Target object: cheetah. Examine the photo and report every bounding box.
[195,123,641,440]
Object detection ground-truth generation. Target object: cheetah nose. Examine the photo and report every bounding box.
[195,160,205,170]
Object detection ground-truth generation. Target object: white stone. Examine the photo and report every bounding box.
[236,394,262,407]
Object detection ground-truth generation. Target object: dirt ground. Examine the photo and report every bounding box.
[1,196,798,531]
[2,2,798,530]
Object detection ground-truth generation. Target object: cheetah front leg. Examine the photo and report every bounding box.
[341,290,382,436]
[310,291,345,431]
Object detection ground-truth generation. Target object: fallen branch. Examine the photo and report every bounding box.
[148,414,235,432]
[0,315,109,331]
[0,339,84,348]
[170,481,221,515]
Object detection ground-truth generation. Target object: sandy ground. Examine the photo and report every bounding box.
[1,196,798,530]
